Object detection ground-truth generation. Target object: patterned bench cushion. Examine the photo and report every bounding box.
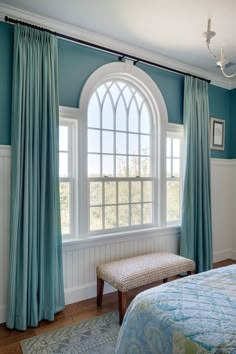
[96,252,195,292]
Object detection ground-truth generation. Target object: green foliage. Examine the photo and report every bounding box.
[167,181,180,221]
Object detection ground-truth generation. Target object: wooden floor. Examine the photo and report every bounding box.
[0,259,235,354]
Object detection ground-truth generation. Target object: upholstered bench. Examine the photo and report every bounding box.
[96,252,195,324]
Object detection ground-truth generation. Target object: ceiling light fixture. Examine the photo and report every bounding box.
[202,19,236,78]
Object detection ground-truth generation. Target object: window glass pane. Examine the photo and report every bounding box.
[173,138,180,158]
[166,158,171,178]
[118,181,129,204]
[131,181,141,203]
[102,94,114,130]
[128,99,139,133]
[90,207,103,231]
[109,83,120,106]
[123,85,132,106]
[102,131,114,153]
[88,154,100,177]
[140,157,150,177]
[128,133,139,155]
[116,155,127,177]
[102,155,114,177]
[135,92,143,109]
[128,156,139,177]
[105,206,116,229]
[86,79,157,233]
[60,182,70,235]
[141,135,150,156]
[131,204,141,225]
[140,103,150,134]
[116,97,127,131]
[118,205,129,227]
[166,137,171,157]
[105,181,116,205]
[59,126,68,151]
[88,93,100,128]
[143,203,152,224]
[97,83,107,102]
[167,181,180,222]
[116,132,127,154]
[90,182,102,206]
[88,129,100,153]
[143,181,152,202]
[173,159,180,177]
[59,152,68,178]
[117,81,126,90]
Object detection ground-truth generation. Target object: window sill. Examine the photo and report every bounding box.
[62,224,181,249]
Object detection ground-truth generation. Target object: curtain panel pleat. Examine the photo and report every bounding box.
[180,76,213,273]
[7,24,65,331]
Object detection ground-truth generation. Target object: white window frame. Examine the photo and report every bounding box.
[79,61,168,239]
[166,123,184,226]
[59,107,79,240]
[87,79,154,235]
[59,63,186,242]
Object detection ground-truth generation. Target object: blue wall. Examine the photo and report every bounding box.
[0,22,13,145]
[0,22,234,158]
[209,85,231,158]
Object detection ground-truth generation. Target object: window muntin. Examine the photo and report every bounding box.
[166,133,183,223]
[59,118,183,240]
[58,64,184,241]
[87,80,153,233]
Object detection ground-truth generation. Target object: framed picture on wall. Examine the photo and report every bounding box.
[210,117,225,150]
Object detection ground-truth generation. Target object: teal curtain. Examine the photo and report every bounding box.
[180,76,212,273]
[6,25,65,330]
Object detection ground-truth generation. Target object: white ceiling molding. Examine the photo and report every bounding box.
[1,3,236,90]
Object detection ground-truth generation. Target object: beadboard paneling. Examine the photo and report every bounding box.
[232,163,236,259]
[211,159,235,262]
[63,229,179,304]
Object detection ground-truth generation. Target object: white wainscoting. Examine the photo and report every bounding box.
[63,228,179,305]
[0,149,235,324]
[232,163,236,260]
[211,159,235,262]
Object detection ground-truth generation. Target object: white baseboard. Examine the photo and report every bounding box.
[213,249,234,263]
[64,282,116,305]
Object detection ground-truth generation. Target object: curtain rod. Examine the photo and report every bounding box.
[5,16,211,84]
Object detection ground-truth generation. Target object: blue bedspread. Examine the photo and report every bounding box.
[116,265,236,354]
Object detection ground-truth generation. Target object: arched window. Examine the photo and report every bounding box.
[87,79,153,232]
[59,61,183,240]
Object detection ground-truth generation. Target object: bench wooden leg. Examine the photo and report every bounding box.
[187,271,195,276]
[97,277,104,307]
[163,278,168,283]
[118,291,127,325]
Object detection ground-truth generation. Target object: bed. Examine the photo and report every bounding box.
[115,265,236,354]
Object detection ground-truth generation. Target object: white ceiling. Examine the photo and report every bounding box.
[1,0,236,83]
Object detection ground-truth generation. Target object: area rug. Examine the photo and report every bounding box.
[21,311,120,353]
